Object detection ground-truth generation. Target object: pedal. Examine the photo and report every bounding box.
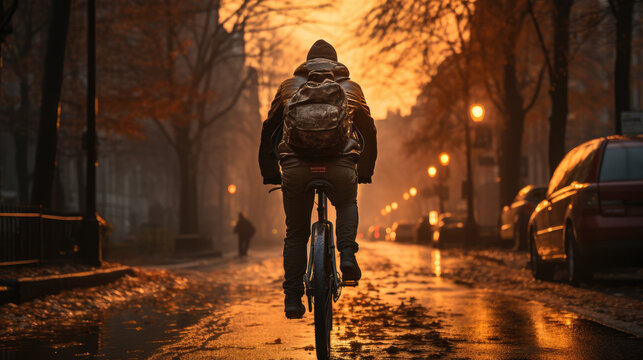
[341,280,359,287]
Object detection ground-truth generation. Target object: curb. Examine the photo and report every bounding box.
[0,266,135,304]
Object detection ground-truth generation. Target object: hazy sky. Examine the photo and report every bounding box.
[276,1,420,120]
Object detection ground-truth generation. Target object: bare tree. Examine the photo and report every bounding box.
[527,0,574,174]
[475,0,545,207]
[0,0,47,203]
[99,0,328,235]
[362,0,480,243]
[31,0,71,207]
[608,0,638,134]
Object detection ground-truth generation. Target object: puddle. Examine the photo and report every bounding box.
[0,304,213,359]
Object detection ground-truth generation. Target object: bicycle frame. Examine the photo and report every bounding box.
[304,188,342,312]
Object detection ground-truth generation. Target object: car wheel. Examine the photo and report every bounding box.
[565,225,592,284]
[530,231,554,281]
[517,219,529,251]
[513,225,526,252]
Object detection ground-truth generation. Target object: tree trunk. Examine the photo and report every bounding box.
[75,150,86,212]
[14,78,31,203]
[613,0,634,134]
[31,0,72,206]
[547,0,573,175]
[176,132,199,235]
[52,164,65,210]
[499,57,527,207]
[13,131,29,202]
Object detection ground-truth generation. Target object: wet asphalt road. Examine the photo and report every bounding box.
[2,240,643,359]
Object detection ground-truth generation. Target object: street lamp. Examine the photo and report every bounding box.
[385,205,392,213]
[470,104,485,122]
[439,153,450,166]
[427,166,437,178]
[462,104,485,246]
[227,184,237,195]
[380,209,387,216]
[409,187,418,197]
[391,202,399,210]
[403,192,410,200]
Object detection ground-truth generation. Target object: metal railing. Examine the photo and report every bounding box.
[0,204,84,266]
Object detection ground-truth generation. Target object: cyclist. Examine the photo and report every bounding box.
[259,39,377,319]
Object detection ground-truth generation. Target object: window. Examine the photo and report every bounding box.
[548,148,575,195]
[570,141,599,184]
[599,142,643,182]
[526,188,547,202]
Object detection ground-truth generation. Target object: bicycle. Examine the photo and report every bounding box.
[271,179,358,360]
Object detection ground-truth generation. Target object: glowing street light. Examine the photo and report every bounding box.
[380,209,387,216]
[385,205,392,213]
[429,210,439,226]
[439,153,450,166]
[391,202,399,210]
[427,166,437,178]
[470,104,485,122]
[403,192,410,200]
[409,187,418,197]
[227,184,237,194]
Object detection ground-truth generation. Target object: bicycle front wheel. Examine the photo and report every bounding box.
[312,223,332,360]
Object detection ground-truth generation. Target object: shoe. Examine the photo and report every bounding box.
[284,294,305,319]
[340,250,361,282]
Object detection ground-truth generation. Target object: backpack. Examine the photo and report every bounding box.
[282,69,351,156]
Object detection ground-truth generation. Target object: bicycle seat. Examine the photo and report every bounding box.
[305,179,334,193]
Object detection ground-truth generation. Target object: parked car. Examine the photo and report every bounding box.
[499,185,547,250]
[432,212,466,248]
[528,136,643,283]
[367,225,383,241]
[391,221,416,243]
[415,216,431,244]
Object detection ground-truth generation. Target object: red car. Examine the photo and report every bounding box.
[499,185,547,250]
[528,136,643,283]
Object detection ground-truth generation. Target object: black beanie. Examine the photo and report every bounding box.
[306,39,337,61]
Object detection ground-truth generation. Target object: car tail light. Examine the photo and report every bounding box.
[600,199,626,216]
[374,231,380,239]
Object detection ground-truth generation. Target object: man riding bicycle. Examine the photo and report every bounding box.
[259,39,377,319]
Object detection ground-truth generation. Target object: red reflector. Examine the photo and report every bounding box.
[309,166,327,174]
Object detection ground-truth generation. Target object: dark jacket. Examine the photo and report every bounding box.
[234,216,256,240]
[258,58,377,184]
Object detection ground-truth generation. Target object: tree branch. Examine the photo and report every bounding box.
[527,0,554,78]
[152,117,177,150]
[198,70,252,134]
[524,61,546,112]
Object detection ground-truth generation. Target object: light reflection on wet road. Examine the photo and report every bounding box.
[1,241,642,359]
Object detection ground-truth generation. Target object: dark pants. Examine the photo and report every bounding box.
[281,162,359,297]
[238,236,250,257]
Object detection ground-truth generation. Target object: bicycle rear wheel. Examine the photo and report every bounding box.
[312,223,332,360]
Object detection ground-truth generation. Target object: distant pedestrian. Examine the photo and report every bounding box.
[233,212,255,257]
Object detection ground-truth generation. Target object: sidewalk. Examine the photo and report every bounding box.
[0,249,267,339]
[0,249,222,305]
